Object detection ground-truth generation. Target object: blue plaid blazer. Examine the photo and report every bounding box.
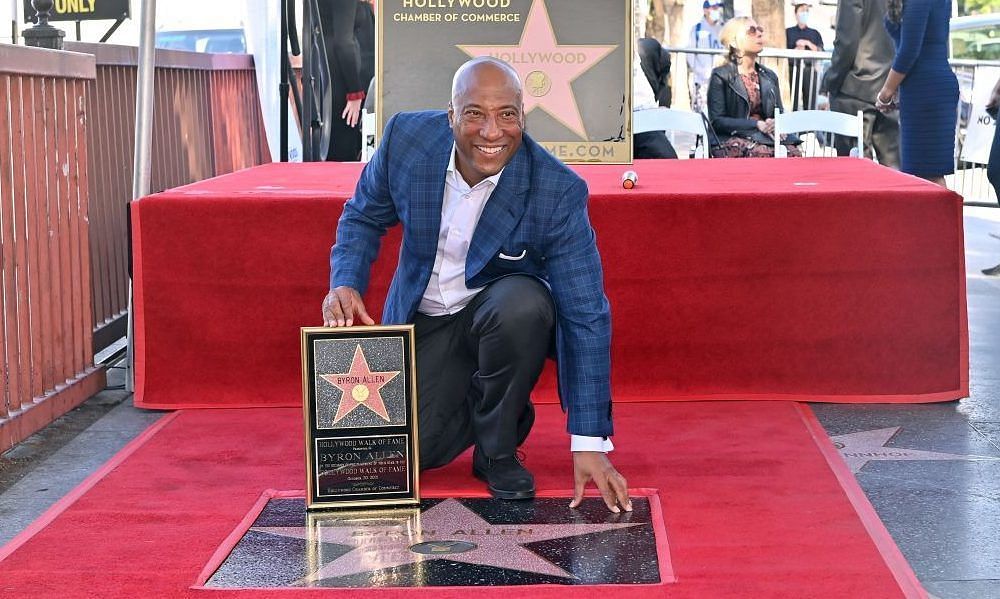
[331,111,612,437]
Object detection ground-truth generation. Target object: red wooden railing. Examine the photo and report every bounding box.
[0,43,271,451]
[0,44,105,449]
[66,43,270,352]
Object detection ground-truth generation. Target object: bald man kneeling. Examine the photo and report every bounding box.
[322,58,630,513]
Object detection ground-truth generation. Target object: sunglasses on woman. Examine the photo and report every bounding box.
[747,25,765,35]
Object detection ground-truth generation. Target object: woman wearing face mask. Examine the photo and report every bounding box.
[785,1,824,110]
[707,17,802,158]
[687,0,725,115]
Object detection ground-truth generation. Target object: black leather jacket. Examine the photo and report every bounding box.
[707,61,799,146]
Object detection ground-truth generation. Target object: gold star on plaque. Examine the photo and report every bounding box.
[321,345,400,424]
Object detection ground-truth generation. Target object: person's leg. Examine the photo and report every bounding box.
[988,120,1000,200]
[466,276,554,460]
[830,94,899,166]
[830,94,863,157]
[413,312,478,470]
[982,124,1000,275]
[871,109,901,169]
[634,131,679,159]
[412,275,554,490]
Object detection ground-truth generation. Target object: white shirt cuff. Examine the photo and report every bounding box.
[570,435,614,453]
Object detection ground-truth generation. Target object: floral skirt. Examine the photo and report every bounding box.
[712,137,802,158]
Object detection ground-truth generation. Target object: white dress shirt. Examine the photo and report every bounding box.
[418,147,612,454]
[417,149,500,316]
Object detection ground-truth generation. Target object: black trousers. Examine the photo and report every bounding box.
[830,94,900,169]
[989,113,1000,202]
[319,0,365,162]
[634,131,678,159]
[413,276,555,470]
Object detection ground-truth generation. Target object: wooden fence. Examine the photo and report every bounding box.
[66,42,270,352]
[0,44,105,450]
[0,43,270,451]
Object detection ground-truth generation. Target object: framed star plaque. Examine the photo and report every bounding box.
[376,0,632,163]
[301,326,420,510]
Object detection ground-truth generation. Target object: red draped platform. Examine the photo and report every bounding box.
[131,158,967,410]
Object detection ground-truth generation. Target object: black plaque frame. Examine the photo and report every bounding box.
[301,326,420,510]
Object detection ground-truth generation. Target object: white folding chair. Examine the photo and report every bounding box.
[633,107,711,159]
[773,108,864,158]
[360,111,377,163]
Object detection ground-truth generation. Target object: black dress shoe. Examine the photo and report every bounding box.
[983,263,1000,276]
[472,448,535,500]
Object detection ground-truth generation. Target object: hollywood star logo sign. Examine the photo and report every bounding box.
[378,0,633,163]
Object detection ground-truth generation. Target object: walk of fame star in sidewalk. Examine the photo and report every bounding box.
[830,427,1000,474]
[203,493,669,588]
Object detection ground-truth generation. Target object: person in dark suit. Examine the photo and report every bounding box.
[322,58,631,512]
[876,0,958,185]
[356,0,375,95]
[785,1,824,110]
[316,0,371,161]
[822,0,900,167]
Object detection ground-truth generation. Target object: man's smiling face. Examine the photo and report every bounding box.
[448,61,524,186]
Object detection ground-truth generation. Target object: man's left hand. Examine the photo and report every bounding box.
[569,452,632,513]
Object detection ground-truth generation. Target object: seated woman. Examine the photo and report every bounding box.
[707,16,801,158]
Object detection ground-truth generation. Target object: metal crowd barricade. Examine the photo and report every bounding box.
[949,58,998,206]
[662,45,998,204]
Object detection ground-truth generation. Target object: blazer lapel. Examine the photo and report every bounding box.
[466,142,532,278]
[408,144,451,258]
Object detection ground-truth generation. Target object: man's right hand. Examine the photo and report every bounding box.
[322,287,375,327]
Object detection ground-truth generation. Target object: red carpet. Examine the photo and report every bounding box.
[0,401,925,597]
[131,159,967,409]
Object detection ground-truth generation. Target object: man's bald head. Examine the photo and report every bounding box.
[451,57,523,106]
[447,57,525,187]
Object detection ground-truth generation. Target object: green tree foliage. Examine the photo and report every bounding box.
[958,0,1000,16]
